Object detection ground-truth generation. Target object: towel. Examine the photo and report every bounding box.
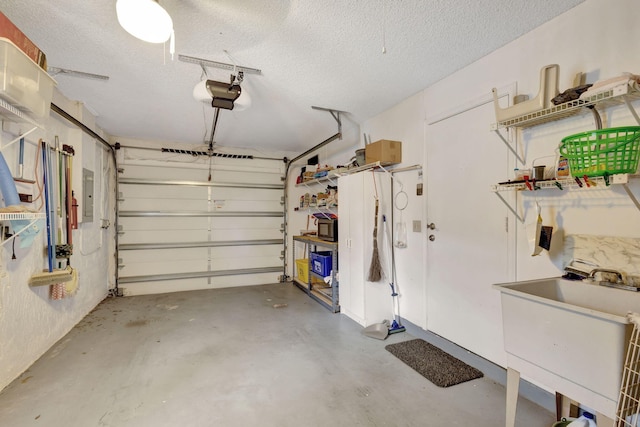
[628,312,640,327]
[579,72,640,100]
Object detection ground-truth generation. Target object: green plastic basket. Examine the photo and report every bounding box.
[559,126,640,177]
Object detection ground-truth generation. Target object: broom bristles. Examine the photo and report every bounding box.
[368,240,383,282]
[29,268,73,287]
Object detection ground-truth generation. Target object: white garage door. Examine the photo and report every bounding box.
[116,146,285,296]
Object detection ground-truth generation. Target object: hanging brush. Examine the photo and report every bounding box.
[367,171,383,282]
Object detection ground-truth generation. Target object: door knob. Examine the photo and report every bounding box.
[428,234,435,241]
[427,223,436,230]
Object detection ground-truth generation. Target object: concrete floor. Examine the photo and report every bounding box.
[0,283,555,426]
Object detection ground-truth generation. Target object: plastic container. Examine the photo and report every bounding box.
[557,156,570,178]
[0,38,56,120]
[559,126,640,177]
[310,251,332,277]
[566,412,596,427]
[295,259,323,284]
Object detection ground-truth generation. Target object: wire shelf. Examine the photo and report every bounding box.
[0,97,43,128]
[491,83,640,130]
[0,212,45,220]
[491,174,633,192]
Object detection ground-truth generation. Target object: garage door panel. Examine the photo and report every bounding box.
[211,170,283,185]
[211,229,283,241]
[120,198,209,211]
[122,184,207,199]
[211,187,283,200]
[120,259,209,276]
[211,200,283,212]
[119,217,210,230]
[121,273,283,296]
[210,217,283,229]
[117,156,285,295]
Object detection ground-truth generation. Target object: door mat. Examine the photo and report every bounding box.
[385,339,484,387]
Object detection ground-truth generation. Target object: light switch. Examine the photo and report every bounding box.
[413,220,421,232]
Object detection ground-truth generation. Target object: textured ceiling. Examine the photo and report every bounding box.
[1,0,584,153]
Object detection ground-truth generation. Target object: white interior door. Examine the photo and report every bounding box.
[424,101,512,364]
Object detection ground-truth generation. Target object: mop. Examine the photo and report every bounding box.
[383,214,405,334]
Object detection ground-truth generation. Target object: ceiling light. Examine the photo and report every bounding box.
[116,0,173,43]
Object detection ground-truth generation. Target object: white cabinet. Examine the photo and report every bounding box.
[338,171,392,326]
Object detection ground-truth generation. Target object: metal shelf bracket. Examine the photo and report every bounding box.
[493,191,524,223]
[493,128,524,164]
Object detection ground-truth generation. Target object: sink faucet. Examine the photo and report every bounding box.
[588,268,639,292]
[588,268,625,283]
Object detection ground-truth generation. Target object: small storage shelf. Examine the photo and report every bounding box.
[491,173,635,192]
[292,235,339,313]
[492,174,640,222]
[491,82,640,130]
[0,212,45,247]
[295,161,388,187]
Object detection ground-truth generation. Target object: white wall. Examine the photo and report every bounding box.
[0,90,115,391]
[361,0,640,369]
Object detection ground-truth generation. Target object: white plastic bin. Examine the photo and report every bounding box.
[0,38,56,120]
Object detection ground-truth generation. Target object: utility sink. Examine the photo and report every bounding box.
[493,277,638,423]
[495,277,639,322]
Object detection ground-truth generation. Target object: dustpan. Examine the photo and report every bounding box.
[362,320,390,340]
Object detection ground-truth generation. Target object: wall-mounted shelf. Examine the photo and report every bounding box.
[0,212,45,247]
[491,174,640,222]
[491,174,633,192]
[491,82,640,130]
[491,81,640,165]
[491,77,640,221]
[0,98,43,129]
[296,161,388,187]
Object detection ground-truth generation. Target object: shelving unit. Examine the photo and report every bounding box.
[0,212,46,246]
[491,80,640,220]
[292,235,339,313]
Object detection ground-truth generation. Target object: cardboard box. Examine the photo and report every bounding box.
[0,12,47,70]
[365,139,402,165]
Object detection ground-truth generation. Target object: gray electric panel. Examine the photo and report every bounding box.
[82,168,94,222]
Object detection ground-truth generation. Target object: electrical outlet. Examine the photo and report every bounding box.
[416,182,423,196]
[413,220,421,232]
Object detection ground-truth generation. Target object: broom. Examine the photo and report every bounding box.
[367,197,383,282]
